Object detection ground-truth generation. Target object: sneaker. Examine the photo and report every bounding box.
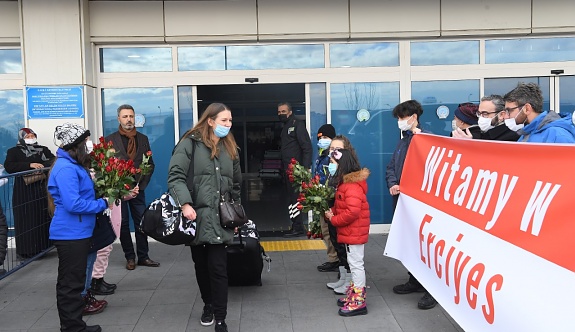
[200,304,214,326]
[417,292,437,310]
[317,261,339,272]
[215,320,228,332]
[392,280,425,294]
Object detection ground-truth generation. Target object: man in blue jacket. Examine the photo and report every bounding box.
[503,82,575,143]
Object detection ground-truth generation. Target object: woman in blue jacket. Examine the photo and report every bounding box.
[49,123,110,332]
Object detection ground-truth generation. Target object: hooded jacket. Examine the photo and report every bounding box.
[167,132,241,245]
[48,148,108,240]
[518,111,575,143]
[330,168,370,245]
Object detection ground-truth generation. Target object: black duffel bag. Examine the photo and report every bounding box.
[140,192,196,245]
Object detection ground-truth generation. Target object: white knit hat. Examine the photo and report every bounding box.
[53,123,91,150]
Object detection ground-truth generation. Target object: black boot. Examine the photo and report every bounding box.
[101,278,117,290]
[90,277,115,295]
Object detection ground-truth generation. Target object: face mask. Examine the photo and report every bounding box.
[478,116,495,132]
[397,115,413,132]
[328,163,338,176]
[213,124,231,138]
[317,138,331,149]
[278,114,289,123]
[451,119,459,131]
[504,109,525,132]
[24,138,37,145]
[85,140,94,153]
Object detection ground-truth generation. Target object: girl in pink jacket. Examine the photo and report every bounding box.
[324,148,370,317]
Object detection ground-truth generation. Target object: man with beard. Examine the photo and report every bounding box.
[106,104,159,270]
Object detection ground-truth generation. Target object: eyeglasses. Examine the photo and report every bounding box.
[503,104,524,114]
[328,146,341,152]
[475,111,497,118]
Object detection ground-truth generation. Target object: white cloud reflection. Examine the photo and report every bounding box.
[486,37,575,64]
[330,42,399,68]
[411,40,479,66]
[226,44,324,70]
[0,49,22,74]
[101,48,172,72]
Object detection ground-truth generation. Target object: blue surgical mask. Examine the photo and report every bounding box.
[317,138,331,149]
[328,163,338,176]
[214,124,231,138]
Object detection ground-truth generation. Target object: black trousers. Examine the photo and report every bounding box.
[283,172,304,231]
[327,220,349,270]
[120,191,149,261]
[54,238,90,332]
[190,244,228,321]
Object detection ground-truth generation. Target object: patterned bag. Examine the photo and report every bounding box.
[140,192,196,245]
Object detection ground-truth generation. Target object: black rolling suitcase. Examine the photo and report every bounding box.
[227,221,271,286]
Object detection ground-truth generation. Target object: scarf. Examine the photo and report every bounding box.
[17,140,49,160]
[118,125,137,160]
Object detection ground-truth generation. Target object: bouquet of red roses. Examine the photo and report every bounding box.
[90,137,139,203]
[286,158,335,239]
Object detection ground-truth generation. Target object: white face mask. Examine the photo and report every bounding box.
[504,118,524,132]
[397,115,414,132]
[451,119,459,131]
[85,140,94,153]
[24,138,37,145]
[478,116,495,132]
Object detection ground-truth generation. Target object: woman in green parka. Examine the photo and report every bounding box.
[167,103,241,332]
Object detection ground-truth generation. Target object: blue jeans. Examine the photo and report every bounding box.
[82,251,97,297]
[120,191,149,261]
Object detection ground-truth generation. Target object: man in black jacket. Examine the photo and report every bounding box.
[278,102,312,237]
[106,104,158,270]
[0,202,7,276]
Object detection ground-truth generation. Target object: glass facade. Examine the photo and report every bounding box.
[484,77,550,112]
[100,48,172,72]
[412,80,480,136]
[330,42,399,68]
[101,88,175,204]
[0,90,24,161]
[0,49,22,74]
[90,35,575,225]
[330,82,400,224]
[486,37,575,64]
[411,41,479,66]
[178,47,226,71]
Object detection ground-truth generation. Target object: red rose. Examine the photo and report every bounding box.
[297,203,303,210]
[124,184,130,189]
[105,166,112,172]
[99,137,105,144]
[291,158,297,165]
[146,150,152,156]
[288,175,295,182]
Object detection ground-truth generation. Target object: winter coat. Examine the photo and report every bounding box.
[48,148,108,240]
[280,115,313,168]
[313,149,330,185]
[330,168,370,245]
[0,203,7,263]
[167,132,242,246]
[518,111,575,143]
[386,128,429,189]
[105,131,155,191]
[480,124,520,141]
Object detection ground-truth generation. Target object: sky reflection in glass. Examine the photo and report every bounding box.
[486,37,575,64]
[178,47,226,71]
[226,44,324,70]
[0,89,24,160]
[411,40,479,65]
[330,43,399,68]
[0,49,22,74]
[100,48,172,72]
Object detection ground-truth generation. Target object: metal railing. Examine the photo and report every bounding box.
[0,167,53,280]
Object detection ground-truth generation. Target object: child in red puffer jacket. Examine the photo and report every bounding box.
[324,148,370,317]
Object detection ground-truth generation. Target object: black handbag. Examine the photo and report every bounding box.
[141,137,197,245]
[90,212,116,253]
[219,191,248,229]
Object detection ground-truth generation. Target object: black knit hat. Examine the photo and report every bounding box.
[317,124,336,139]
[53,123,91,151]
